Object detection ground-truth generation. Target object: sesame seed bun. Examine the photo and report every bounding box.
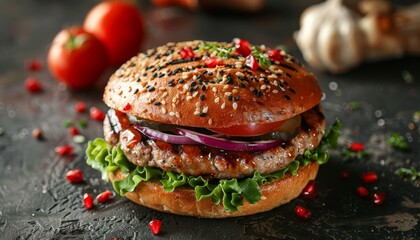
[103,40,322,128]
[109,162,319,218]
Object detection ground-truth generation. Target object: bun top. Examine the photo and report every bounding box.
[103,40,322,128]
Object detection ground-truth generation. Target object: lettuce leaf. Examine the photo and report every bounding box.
[85,120,340,211]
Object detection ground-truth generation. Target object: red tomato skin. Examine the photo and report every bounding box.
[47,27,107,89]
[84,1,145,67]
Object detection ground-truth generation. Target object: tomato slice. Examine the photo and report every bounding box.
[208,120,285,137]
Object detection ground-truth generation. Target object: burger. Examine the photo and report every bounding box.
[86,39,340,218]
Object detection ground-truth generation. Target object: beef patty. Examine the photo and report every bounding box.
[104,105,325,179]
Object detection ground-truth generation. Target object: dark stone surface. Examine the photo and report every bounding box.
[0,0,419,239]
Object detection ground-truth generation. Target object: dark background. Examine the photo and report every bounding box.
[1,0,419,239]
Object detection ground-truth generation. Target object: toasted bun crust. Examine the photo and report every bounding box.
[109,162,319,218]
[103,40,322,128]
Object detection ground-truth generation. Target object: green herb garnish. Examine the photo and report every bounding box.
[348,101,361,111]
[64,120,73,128]
[401,70,414,84]
[386,133,410,151]
[198,41,235,59]
[341,148,367,161]
[251,46,272,68]
[395,167,420,181]
[78,119,88,129]
[86,120,340,211]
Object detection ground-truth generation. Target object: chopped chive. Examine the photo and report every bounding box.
[78,119,88,129]
[64,120,73,128]
[349,101,361,110]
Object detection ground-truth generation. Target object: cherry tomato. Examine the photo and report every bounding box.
[209,121,285,137]
[84,1,145,67]
[47,26,107,89]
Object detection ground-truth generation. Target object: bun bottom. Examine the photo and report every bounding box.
[109,162,319,218]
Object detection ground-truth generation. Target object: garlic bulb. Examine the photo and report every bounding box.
[295,0,420,74]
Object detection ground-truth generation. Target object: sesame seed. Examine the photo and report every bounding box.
[175,112,180,118]
[194,111,200,116]
[215,97,220,103]
[192,91,199,97]
[195,102,201,108]
[162,108,167,114]
[228,96,233,101]
[169,111,175,116]
[161,100,166,104]
[221,102,226,109]
[232,102,238,110]
[273,89,279,93]
[199,94,205,101]
[162,92,168,98]
[212,87,217,93]
[232,89,238,94]
[208,119,213,125]
[154,101,161,106]
[261,85,267,90]
[202,106,208,113]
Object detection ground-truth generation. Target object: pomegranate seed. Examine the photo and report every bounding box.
[179,47,195,59]
[123,103,132,111]
[245,55,259,71]
[268,49,282,61]
[301,180,317,199]
[90,107,105,121]
[69,126,79,136]
[348,142,365,152]
[66,169,83,183]
[233,38,252,57]
[340,170,350,179]
[26,59,43,72]
[356,186,369,197]
[25,77,43,93]
[361,172,378,184]
[373,192,385,205]
[148,219,162,235]
[32,128,43,140]
[294,206,312,220]
[205,57,223,68]
[96,190,112,203]
[55,145,74,156]
[74,102,86,113]
[83,193,94,210]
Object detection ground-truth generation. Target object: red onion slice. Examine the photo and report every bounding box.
[174,128,282,152]
[133,125,197,145]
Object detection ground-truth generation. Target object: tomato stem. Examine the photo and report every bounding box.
[66,34,87,50]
